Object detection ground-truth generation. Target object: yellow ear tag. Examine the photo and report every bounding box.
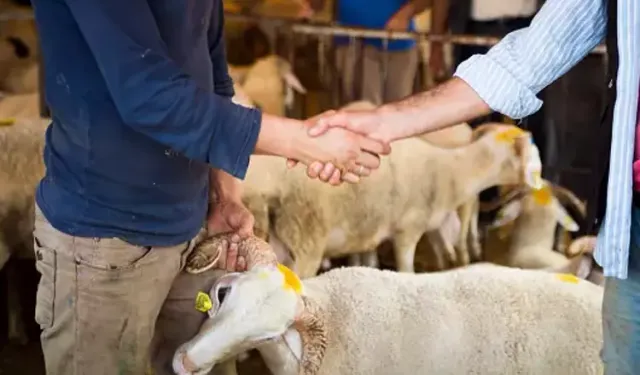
[531,184,552,206]
[556,273,580,284]
[195,291,213,313]
[0,118,15,126]
[277,263,303,294]
[494,126,526,143]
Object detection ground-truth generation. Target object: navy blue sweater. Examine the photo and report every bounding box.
[31,0,262,246]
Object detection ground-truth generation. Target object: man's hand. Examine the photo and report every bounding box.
[308,108,393,143]
[285,110,389,185]
[296,1,314,18]
[206,200,255,272]
[385,11,411,32]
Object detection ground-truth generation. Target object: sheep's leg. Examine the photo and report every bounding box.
[455,203,472,266]
[392,232,422,273]
[361,251,379,268]
[348,251,378,268]
[2,241,28,345]
[320,258,332,271]
[347,254,362,267]
[424,229,453,271]
[467,199,482,261]
[7,260,28,345]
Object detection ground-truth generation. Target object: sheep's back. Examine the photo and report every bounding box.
[304,266,603,375]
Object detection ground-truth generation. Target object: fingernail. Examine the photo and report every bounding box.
[231,234,240,242]
[312,164,323,175]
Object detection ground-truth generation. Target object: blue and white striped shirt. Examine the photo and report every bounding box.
[454,0,639,279]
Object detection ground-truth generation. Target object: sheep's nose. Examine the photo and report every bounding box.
[173,349,197,375]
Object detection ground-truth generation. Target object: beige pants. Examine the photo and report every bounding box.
[32,205,224,375]
[335,44,419,106]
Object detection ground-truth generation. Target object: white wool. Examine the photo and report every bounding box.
[180,264,603,375]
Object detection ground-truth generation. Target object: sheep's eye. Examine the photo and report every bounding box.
[217,286,231,304]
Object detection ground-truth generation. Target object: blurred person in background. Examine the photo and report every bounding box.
[302,0,434,105]
[303,0,640,373]
[29,0,387,374]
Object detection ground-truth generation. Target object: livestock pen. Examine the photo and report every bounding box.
[0,2,608,374]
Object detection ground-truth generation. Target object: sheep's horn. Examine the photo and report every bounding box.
[479,187,525,212]
[185,233,278,274]
[549,183,587,217]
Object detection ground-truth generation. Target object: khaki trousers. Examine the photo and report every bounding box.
[335,44,419,106]
[32,204,224,375]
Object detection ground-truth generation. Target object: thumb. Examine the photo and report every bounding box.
[237,212,255,238]
[228,210,254,239]
[308,113,349,137]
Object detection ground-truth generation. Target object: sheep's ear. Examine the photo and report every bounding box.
[490,200,522,228]
[552,199,579,232]
[282,70,307,94]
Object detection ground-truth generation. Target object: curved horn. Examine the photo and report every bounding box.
[479,187,526,212]
[549,183,587,218]
[188,234,278,274]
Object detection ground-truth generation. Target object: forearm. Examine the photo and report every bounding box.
[378,0,606,140]
[394,0,432,21]
[377,77,490,140]
[254,113,307,158]
[210,169,242,202]
[430,0,448,34]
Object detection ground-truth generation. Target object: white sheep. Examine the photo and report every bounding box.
[173,236,603,375]
[242,123,543,277]
[0,91,40,118]
[337,100,479,271]
[229,55,306,116]
[0,116,50,343]
[482,180,596,280]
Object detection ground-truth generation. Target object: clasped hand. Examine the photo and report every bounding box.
[287,108,392,185]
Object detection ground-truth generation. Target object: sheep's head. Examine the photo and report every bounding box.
[173,264,306,375]
[490,181,579,235]
[239,55,307,115]
[477,124,543,189]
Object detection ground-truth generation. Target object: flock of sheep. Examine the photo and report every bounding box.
[0,18,606,375]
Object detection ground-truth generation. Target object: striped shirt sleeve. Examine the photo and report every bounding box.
[454,0,607,119]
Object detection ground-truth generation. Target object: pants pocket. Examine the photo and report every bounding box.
[33,236,56,329]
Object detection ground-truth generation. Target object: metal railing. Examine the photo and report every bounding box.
[224,12,607,53]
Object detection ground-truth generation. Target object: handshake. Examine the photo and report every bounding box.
[280,106,398,186]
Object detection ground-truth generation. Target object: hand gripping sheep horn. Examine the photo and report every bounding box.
[184,232,279,274]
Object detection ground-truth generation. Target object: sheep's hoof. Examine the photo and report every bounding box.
[185,237,223,274]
